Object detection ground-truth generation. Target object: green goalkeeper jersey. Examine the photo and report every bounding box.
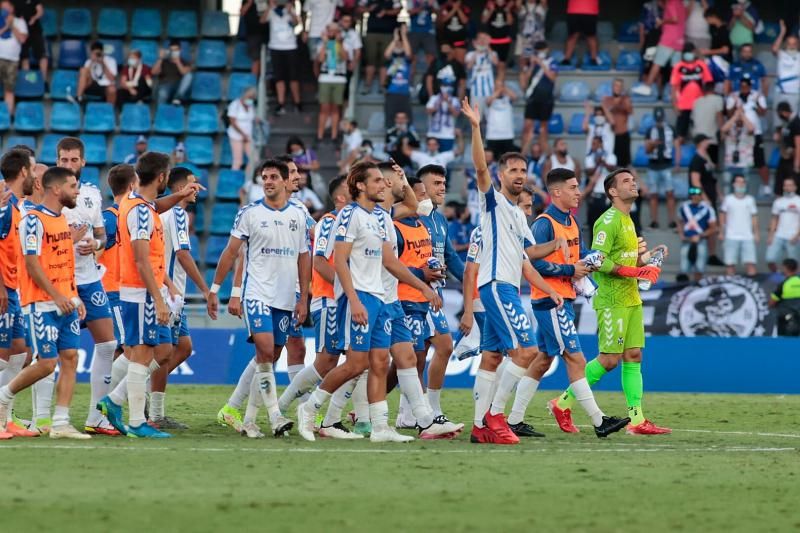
[591,206,642,309]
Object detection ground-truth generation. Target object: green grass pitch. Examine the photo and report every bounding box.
[2,385,799,533]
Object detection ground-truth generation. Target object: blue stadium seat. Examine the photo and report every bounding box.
[633,146,649,167]
[205,235,229,265]
[201,11,230,38]
[209,204,240,235]
[216,170,244,200]
[196,40,227,69]
[130,40,159,67]
[617,21,640,43]
[14,70,44,98]
[638,113,655,136]
[148,135,177,154]
[103,40,125,66]
[559,81,590,103]
[51,70,79,100]
[193,203,205,233]
[26,39,52,67]
[630,83,659,103]
[131,9,162,39]
[550,50,575,71]
[679,144,696,167]
[81,166,101,187]
[61,8,92,38]
[567,113,585,134]
[757,22,780,44]
[42,9,57,39]
[594,80,613,101]
[167,10,198,39]
[768,147,781,169]
[0,103,9,131]
[191,72,222,102]
[185,135,214,166]
[204,269,231,299]
[616,50,642,72]
[81,135,108,166]
[120,104,152,133]
[185,275,199,296]
[111,135,138,164]
[187,103,220,134]
[58,40,87,69]
[219,137,233,167]
[4,135,36,152]
[83,102,116,133]
[97,8,128,38]
[227,72,256,100]
[153,104,185,135]
[581,51,612,71]
[50,102,81,132]
[40,134,61,164]
[545,114,564,135]
[189,234,200,263]
[232,41,252,71]
[14,102,44,132]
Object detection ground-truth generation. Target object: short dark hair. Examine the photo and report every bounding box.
[416,164,446,181]
[546,167,576,188]
[703,7,721,18]
[168,166,193,189]
[107,164,137,197]
[407,175,422,189]
[276,154,294,166]
[56,136,84,158]
[169,38,180,47]
[347,160,379,200]
[9,144,34,158]
[784,258,799,272]
[259,158,289,180]
[377,161,396,174]
[498,151,526,170]
[285,135,305,154]
[135,152,171,187]
[778,101,793,114]
[43,166,75,189]
[90,41,103,52]
[603,168,635,199]
[328,176,346,199]
[682,42,696,54]
[0,149,32,182]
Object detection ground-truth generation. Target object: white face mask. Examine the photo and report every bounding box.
[417,198,435,216]
[537,51,548,60]
[595,116,606,126]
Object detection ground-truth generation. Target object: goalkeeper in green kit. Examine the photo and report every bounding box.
[548,169,672,435]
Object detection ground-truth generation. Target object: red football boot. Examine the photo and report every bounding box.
[547,398,580,433]
[470,425,495,443]
[5,421,39,437]
[482,411,520,445]
[626,419,672,435]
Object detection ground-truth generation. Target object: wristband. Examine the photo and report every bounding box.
[209,283,221,294]
[231,286,242,298]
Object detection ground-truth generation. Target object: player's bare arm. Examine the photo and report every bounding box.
[314,254,336,284]
[295,251,311,325]
[207,236,244,320]
[462,97,492,193]
[523,260,563,308]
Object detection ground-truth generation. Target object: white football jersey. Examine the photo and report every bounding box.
[62,182,104,285]
[477,187,534,289]
[333,202,387,299]
[160,206,192,297]
[231,201,308,311]
[376,205,399,304]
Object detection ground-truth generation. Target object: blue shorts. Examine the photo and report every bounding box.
[426,307,450,337]
[77,280,112,325]
[373,300,414,349]
[533,301,582,357]
[479,282,537,352]
[27,305,80,358]
[312,298,342,356]
[288,292,305,338]
[337,290,386,352]
[0,288,27,347]
[107,291,125,346]
[400,301,430,352]
[171,310,190,346]
[243,299,292,347]
[121,297,173,347]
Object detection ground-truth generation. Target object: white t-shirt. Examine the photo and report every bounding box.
[549,153,576,173]
[426,93,460,140]
[268,9,297,51]
[721,193,757,240]
[343,28,363,62]
[410,149,455,169]
[83,56,118,87]
[242,180,265,204]
[160,206,192,297]
[231,201,309,310]
[725,91,767,135]
[304,0,337,38]
[311,211,337,312]
[777,50,800,95]
[585,122,615,155]
[226,99,255,141]
[684,1,709,42]
[585,151,618,194]
[486,95,514,141]
[63,182,104,286]
[343,128,364,154]
[333,202,388,299]
[0,17,27,62]
[772,194,800,240]
[292,188,324,212]
[477,187,534,289]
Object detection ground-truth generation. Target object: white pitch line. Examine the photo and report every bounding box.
[555,423,800,440]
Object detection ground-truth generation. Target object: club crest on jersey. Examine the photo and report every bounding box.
[253,318,262,328]
[84,197,94,209]
[137,229,149,240]
[595,231,607,246]
[289,219,298,231]
[355,334,364,345]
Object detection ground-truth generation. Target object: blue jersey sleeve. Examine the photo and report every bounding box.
[0,204,13,240]
[102,208,118,250]
[531,217,575,277]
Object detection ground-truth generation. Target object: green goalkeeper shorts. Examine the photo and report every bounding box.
[596,305,645,354]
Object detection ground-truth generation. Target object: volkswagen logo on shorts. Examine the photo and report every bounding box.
[70,320,80,335]
[90,291,108,307]
[279,316,290,332]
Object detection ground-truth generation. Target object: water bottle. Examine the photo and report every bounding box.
[427,257,444,290]
[638,249,664,291]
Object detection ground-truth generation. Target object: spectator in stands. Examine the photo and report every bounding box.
[287,136,321,176]
[703,7,733,90]
[719,174,759,276]
[542,138,580,181]
[721,107,755,190]
[689,134,719,211]
[385,111,419,168]
[303,0,337,60]
[670,43,713,169]
[15,0,45,80]
[583,135,617,231]
[527,141,546,183]
[562,0,599,67]
[316,22,348,144]
[425,80,460,152]
[438,1,470,64]
[728,0,760,50]
[240,166,264,205]
[678,186,717,281]
[685,0,710,52]
[774,102,800,197]
[445,200,473,261]
[293,170,325,220]
[118,50,152,106]
[361,0,401,95]
[340,13,362,109]
[485,79,517,156]
[517,0,547,72]
[153,39,193,105]
[638,0,663,82]
[227,86,257,171]
[240,0,268,76]
[773,21,800,119]
[520,41,556,156]
[582,103,615,155]
[76,41,116,105]
[425,42,467,104]
[407,0,439,78]
[124,136,148,165]
[725,76,769,197]
[172,141,186,166]
[767,178,800,272]
[727,43,768,95]
[645,107,677,229]
[384,23,413,128]
[465,32,498,114]
[339,119,364,173]
[692,82,724,166]
[405,137,456,170]
[602,78,633,167]
[636,0,685,97]
[481,0,514,79]
[267,1,302,114]
[0,1,26,116]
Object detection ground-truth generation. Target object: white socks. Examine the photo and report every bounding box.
[287,364,304,383]
[127,362,149,427]
[1,353,25,421]
[473,369,496,428]
[52,405,70,428]
[397,368,433,428]
[32,370,55,421]
[87,341,117,426]
[427,388,442,417]
[254,363,281,425]
[306,387,332,413]
[244,376,264,424]
[228,358,255,409]
[352,370,369,423]
[571,377,604,427]
[150,391,165,420]
[369,400,390,430]
[278,364,322,413]
[490,362,526,416]
[109,354,130,392]
[323,377,357,427]
[507,376,540,425]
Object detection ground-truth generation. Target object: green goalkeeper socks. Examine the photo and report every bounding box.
[622,361,645,425]
[555,359,608,410]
